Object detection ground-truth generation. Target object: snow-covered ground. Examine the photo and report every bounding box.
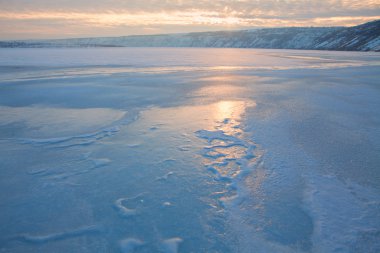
[2,20,379,51]
[0,48,379,253]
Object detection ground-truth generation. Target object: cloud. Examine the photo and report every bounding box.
[0,0,379,39]
[1,0,379,15]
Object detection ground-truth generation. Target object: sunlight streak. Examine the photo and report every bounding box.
[1,11,378,28]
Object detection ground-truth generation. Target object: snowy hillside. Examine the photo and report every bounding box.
[1,20,379,51]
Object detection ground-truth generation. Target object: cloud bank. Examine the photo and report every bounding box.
[0,0,379,39]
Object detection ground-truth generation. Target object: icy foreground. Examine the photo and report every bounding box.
[0,48,379,253]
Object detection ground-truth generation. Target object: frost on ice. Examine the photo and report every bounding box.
[0,48,379,252]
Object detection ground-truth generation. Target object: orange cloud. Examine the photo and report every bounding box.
[1,11,379,28]
[0,0,379,39]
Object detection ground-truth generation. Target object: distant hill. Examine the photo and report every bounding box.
[1,20,379,51]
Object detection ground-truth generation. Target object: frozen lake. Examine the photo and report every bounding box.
[0,48,379,253]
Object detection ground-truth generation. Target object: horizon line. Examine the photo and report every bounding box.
[1,19,378,42]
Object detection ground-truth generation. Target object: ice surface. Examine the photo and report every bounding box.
[119,238,144,253]
[12,225,102,244]
[0,48,379,253]
[161,237,183,253]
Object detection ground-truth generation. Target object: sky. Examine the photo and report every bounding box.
[0,0,379,40]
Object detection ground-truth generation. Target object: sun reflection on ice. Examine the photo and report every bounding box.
[194,99,257,185]
[140,83,256,179]
[213,100,256,136]
[216,101,238,120]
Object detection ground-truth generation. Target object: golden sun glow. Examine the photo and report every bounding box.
[0,11,245,27]
[1,11,379,29]
[1,0,379,39]
[216,101,244,121]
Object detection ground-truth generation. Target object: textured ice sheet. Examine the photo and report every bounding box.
[0,48,379,253]
[0,106,126,138]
